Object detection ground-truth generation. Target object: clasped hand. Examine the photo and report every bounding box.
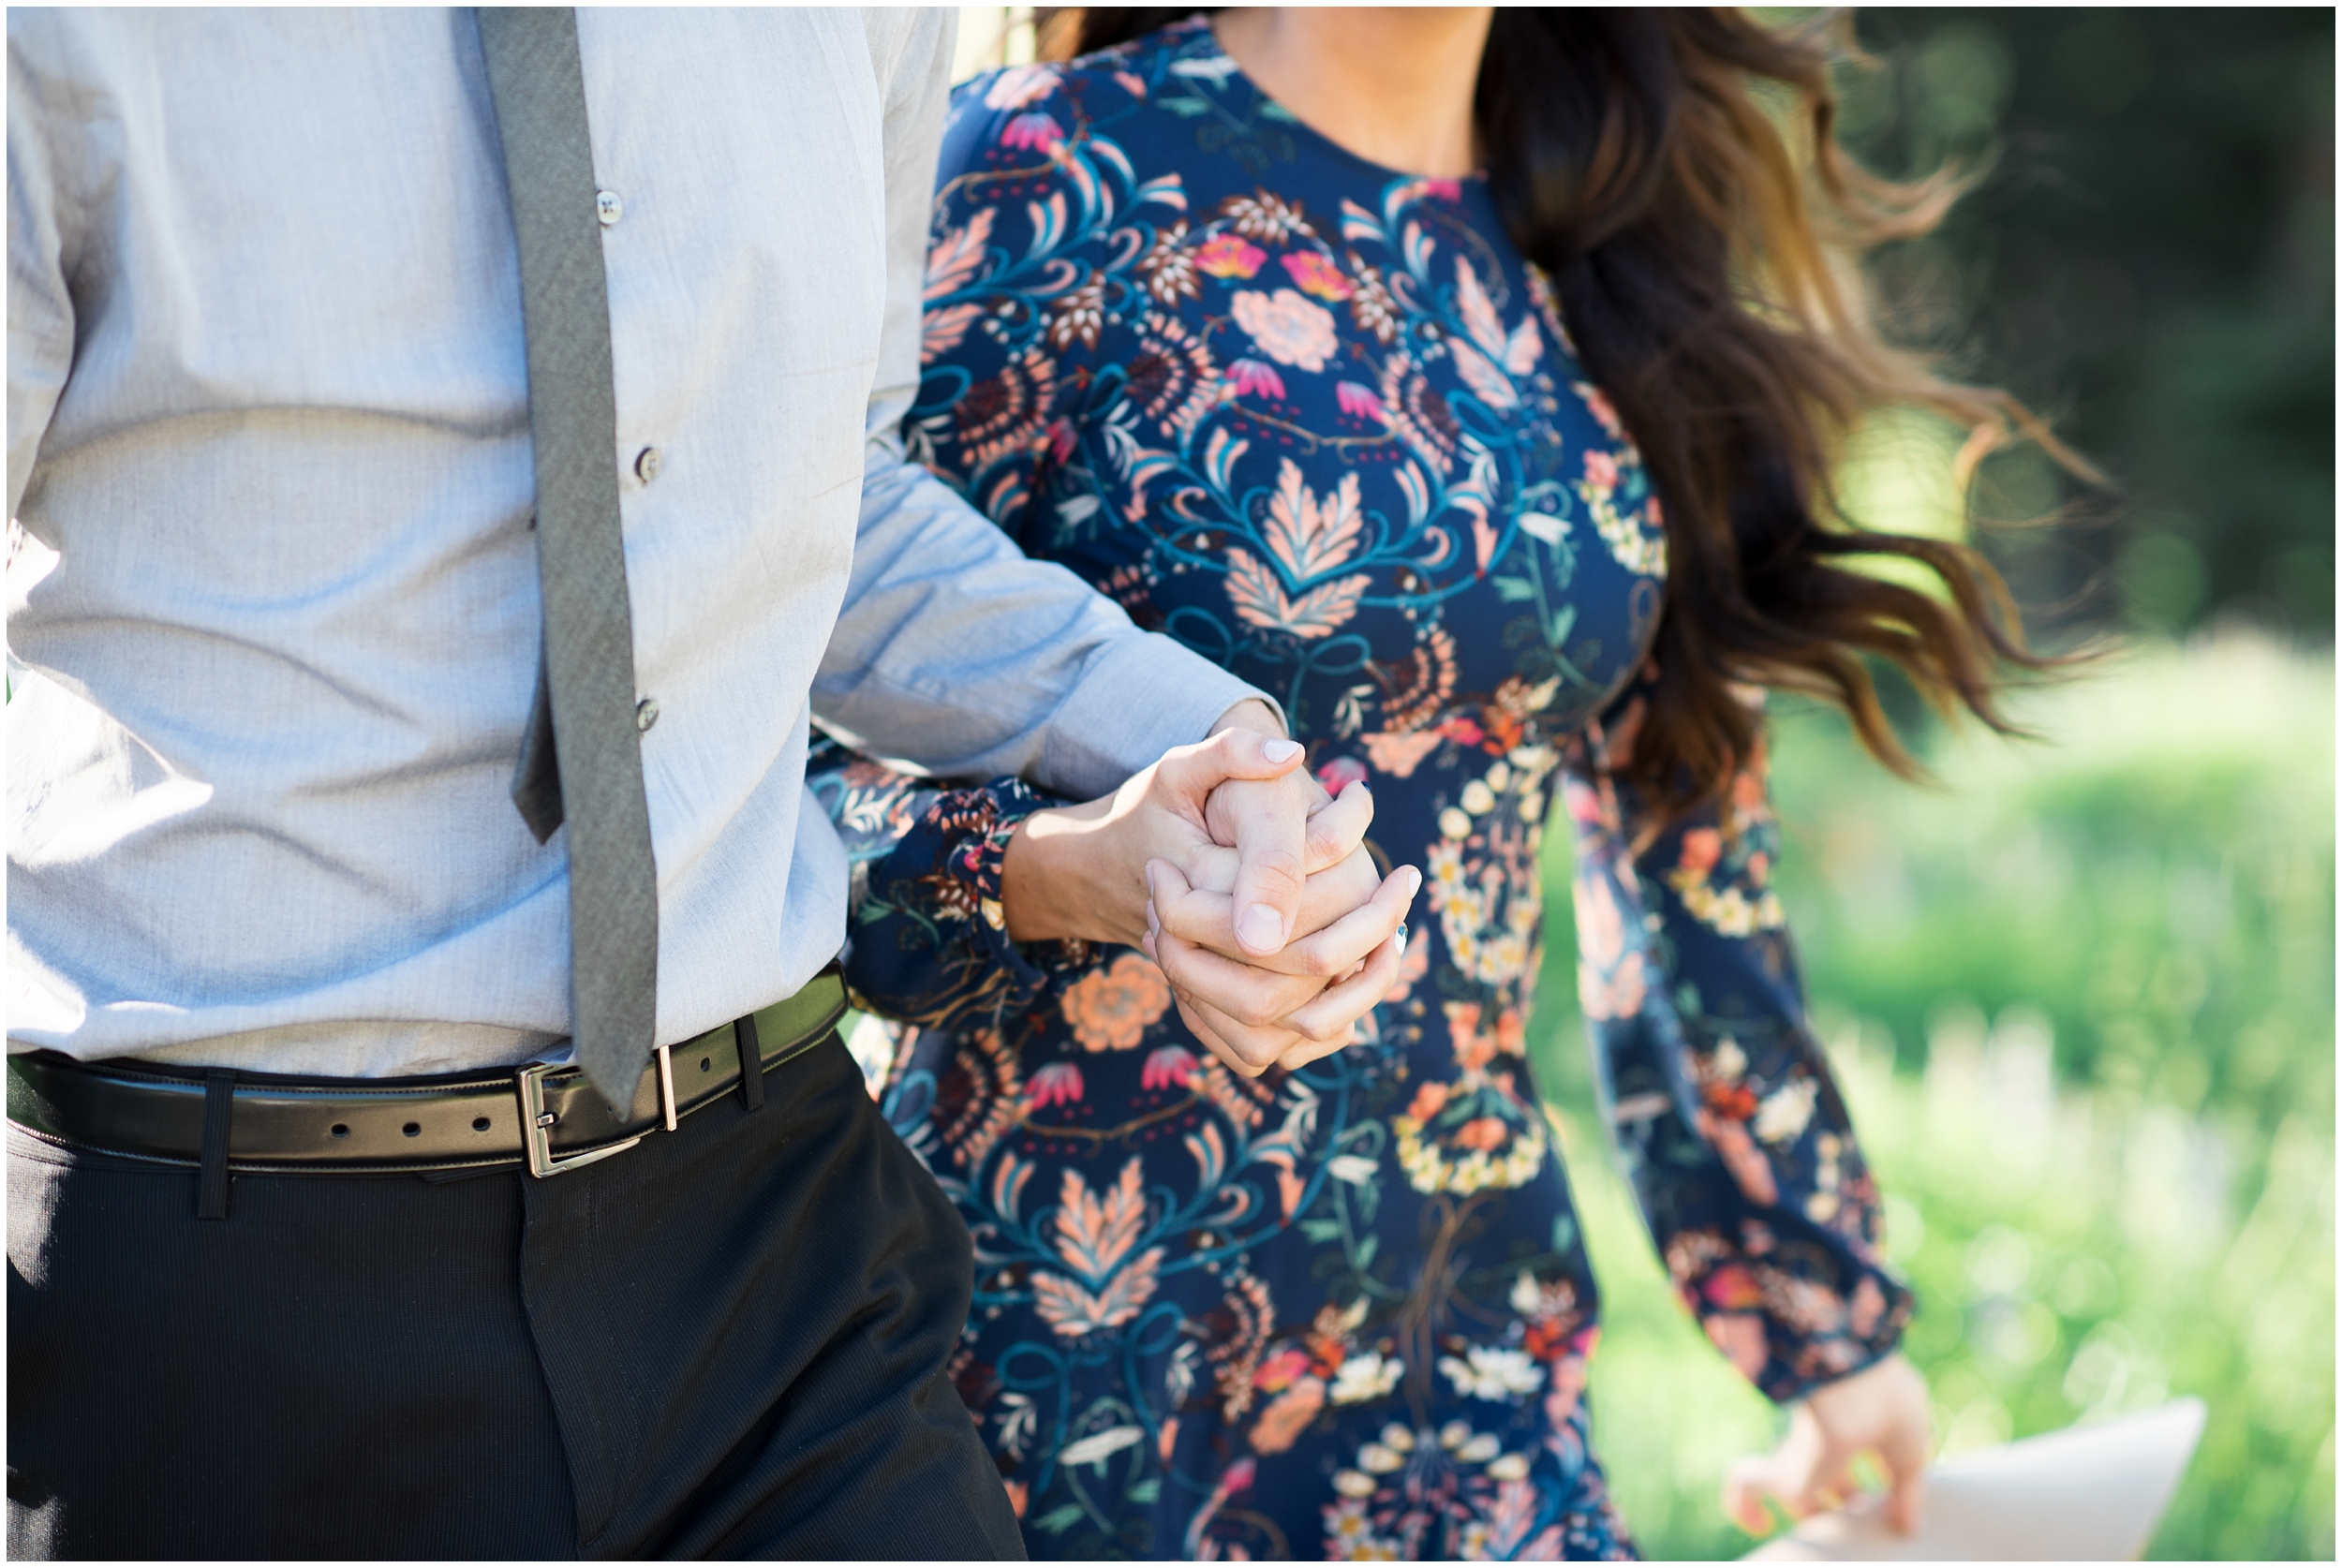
[999,705,1418,1078]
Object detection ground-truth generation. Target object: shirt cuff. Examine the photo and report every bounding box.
[1039,631,1279,801]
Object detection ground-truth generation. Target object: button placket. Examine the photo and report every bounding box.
[596,181,653,744]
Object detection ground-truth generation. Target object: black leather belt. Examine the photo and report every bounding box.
[7,966,848,1179]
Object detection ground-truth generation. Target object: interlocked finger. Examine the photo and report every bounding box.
[1160,929,1398,1077]
[1144,910,1320,1063]
[1146,861,1332,1019]
[1274,925,1405,1043]
[1157,857,1415,976]
[1168,985,1307,1078]
[1149,897,1405,1067]
[1179,781,1373,904]
[1148,959,1302,1081]
[1302,779,1371,874]
[1163,843,1373,940]
[1161,987,1255,1077]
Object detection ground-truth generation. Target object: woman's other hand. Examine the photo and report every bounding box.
[1723,1353,1931,1538]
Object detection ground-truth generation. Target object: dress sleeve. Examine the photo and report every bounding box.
[1559,668,1913,1402]
[808,732,1092,1032]
[901,68,1101,543]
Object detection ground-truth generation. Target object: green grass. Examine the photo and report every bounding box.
[1529,632,2335,1561]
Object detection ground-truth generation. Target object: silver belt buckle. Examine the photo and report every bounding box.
[515,1060,644,1178]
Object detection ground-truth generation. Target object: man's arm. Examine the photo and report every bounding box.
[8,13,82,522]
[809,9,1272,802]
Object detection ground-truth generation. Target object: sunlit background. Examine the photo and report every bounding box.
[944,8,2335,1558]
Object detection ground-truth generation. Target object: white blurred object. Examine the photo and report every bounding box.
[1743,1398,2206,1561]
[844,1011,894,1100]
[954,6,1035,83]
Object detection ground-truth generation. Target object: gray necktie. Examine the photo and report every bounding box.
[478,7,659,1110]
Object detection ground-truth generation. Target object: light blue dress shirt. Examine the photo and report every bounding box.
[5,8,1267,1076]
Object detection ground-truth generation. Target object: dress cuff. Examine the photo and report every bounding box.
[946,778,1090,1013]
[1679,1248,1915,1405]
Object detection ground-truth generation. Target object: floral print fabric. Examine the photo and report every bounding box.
[810,21,1911,1561]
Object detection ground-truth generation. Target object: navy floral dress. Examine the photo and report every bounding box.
[808,22,1912,1561]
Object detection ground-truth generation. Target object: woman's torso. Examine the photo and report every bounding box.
[886,22,1668,1558]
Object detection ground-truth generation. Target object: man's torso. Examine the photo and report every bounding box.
[7,8,909,1072]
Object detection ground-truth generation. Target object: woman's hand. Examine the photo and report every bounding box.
[1142,855,1418,1077]
[1724,1353,1931,1538]
[1149,837,1388,974]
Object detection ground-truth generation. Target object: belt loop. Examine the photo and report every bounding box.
[654,1042,678,1133]
[736,1013,765,1113]
[197,1069,235,1220]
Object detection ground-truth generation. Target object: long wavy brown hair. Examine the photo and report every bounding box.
[1043,6,2079,811]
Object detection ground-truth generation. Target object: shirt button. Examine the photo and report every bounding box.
[634,446,662,484]
[636,697,660,732]
[596,189,624,227]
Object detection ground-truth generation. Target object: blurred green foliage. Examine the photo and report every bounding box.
[1531,20,2340,1554]
[1530,637,2335,1561]
[1827,7,2335,643]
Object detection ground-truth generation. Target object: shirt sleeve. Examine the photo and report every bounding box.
[812,13,1273,802]
[808,730,1091,1032]
[1560,666,1913,1402]
[7,12,84,520]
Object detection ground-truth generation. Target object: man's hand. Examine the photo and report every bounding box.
[1724,1353,1931,1538]
[1201,698,1341,955]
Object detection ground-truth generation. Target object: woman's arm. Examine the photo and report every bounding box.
[1562,667,1928,1527]
[1565,675,1912,1397]
[809,733,1070,1033]
[812,721,1416,1067]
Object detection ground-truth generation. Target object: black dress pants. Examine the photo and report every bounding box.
[7,1035,1024,1560]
